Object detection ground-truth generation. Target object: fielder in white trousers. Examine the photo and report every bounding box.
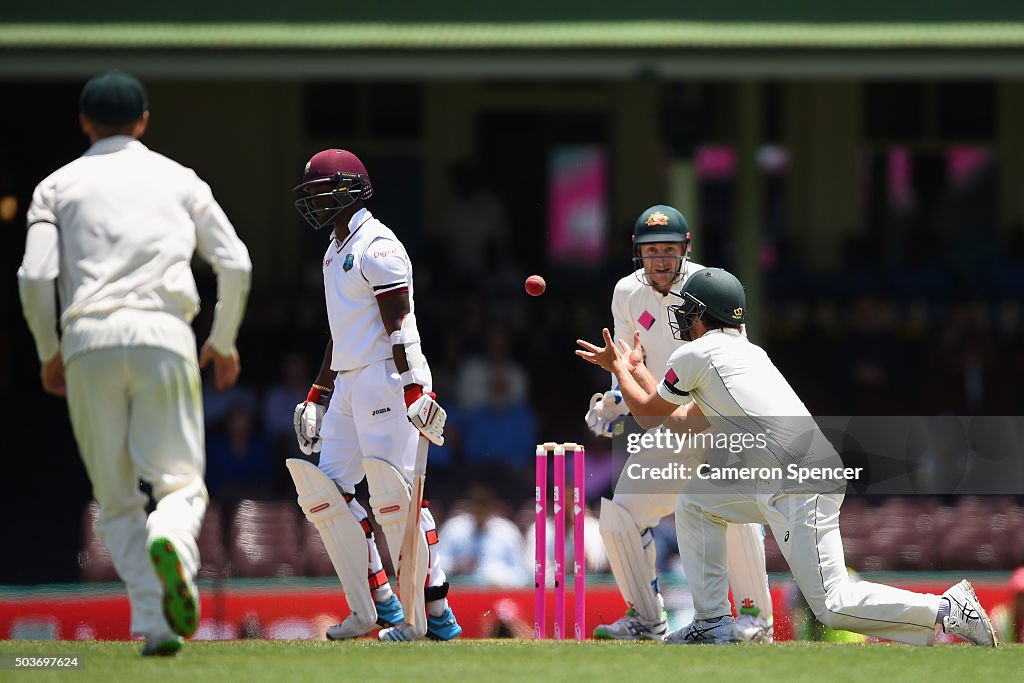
[677,487,939,645]
[608,437,771,628]
[66,323,208,640]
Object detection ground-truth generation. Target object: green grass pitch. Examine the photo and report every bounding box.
[1,639,1021,682]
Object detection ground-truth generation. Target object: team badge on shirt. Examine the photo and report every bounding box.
[343,253,354,271]
[638,310,656,330]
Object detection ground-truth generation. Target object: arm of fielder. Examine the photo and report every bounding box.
[624,331,660,395]
[661,400,710,435]
[576,328,676,429]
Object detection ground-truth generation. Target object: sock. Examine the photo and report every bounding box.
[373,584,394,603]
[936,597,950,625]
[427,598,447,618]
[425,581,451,618]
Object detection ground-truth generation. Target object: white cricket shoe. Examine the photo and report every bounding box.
[377,622,427,642]
[593,609,669,641]
[140,630,183,657]
[325,611,379,641]
[939,580,997,647]
[665,615,739,645]
[735,614,774,643]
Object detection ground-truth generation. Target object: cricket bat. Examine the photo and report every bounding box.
[398,435,430,636]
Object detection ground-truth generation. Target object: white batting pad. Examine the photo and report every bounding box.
[364,457,412,561]
[286,458,376,623]
[726,523,773,619]
[365,456,428,635]
[599,497,662,622]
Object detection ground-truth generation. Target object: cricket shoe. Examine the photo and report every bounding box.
[665,615,740,645]
[593,609,669,641]
[377,622,425,642]
[735,614,774,643]
[141,630,184,657]
[373,594,405,628]
[939,580,997,647]
[426,607,463,641]
[377,608,463,642]
[148,537,199,639]
[326,603,392,641]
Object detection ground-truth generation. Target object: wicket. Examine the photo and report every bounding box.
[534,442,586,640]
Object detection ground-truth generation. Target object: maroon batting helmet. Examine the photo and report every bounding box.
[293,149,374,230]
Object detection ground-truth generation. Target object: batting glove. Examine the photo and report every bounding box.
[293,384,332,455]
[404,385,446,447]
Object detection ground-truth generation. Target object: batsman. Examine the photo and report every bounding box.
[287,149,461,642]
[585,205,773,642]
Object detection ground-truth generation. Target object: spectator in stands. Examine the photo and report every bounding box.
[462,366,537,497]
[205,402,277,507]
[456,324,529,413]
[203,369,258,427]
[418,329,464,473]
[442,159,511,283]
[836,294,906,414]
[934,300,996,414]
[439,483,530,587]
[262,351,314,461]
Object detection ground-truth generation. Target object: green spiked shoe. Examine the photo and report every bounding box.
[148,537,199,638]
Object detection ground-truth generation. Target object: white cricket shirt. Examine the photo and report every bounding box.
[324,208,415,372]
[657,328,823,467]
[609,259,705,392]
[18,136,251,362]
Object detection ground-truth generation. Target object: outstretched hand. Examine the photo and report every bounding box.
[575,328,632,373]
[622,330,645,374]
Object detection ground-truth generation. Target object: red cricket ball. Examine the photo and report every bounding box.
[525,274,546,296]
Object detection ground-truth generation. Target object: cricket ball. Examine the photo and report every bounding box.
[525,274,546,296]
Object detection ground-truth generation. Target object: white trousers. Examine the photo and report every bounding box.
[675,486,940,645]
[66,343,206,637]
[319,358,446,589]
[611,433,771,619]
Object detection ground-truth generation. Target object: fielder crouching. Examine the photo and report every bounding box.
[579,267,997,648]
[288,149,461,642]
